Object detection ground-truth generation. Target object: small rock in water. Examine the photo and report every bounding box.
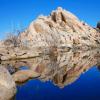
[12,70,40,83]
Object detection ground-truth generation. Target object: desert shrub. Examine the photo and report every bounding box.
[4,33,20,47]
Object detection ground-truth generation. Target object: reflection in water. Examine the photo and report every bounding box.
[1,49,100,88]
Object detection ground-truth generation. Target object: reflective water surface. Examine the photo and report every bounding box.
[1,49,100,100]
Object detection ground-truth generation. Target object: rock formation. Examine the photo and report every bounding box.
[19,7,100,48]
[0,7,100,61]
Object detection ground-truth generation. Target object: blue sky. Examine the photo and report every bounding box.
[0,0,100,39]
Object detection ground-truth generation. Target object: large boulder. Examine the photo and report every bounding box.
[0,66,16,100]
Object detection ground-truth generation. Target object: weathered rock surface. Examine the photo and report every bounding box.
[0,66,16,100]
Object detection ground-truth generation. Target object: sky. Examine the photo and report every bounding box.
[0,0,100,39]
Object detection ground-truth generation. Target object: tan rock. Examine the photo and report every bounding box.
[0,66,16,100]
[12,70,40,83]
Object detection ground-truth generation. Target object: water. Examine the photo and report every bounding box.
[18,66,29,70]
[15,66,100,100]
[1,49,100,100]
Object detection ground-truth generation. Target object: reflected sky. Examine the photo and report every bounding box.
[16,66,100,100]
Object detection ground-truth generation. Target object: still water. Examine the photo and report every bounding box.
[16,66,100,100]
[2,49,100,100]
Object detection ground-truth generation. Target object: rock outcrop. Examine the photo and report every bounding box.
[19,7,100,48]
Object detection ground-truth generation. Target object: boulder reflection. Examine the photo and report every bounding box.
[1,49,100,88]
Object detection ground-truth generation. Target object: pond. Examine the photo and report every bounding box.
[1,49,100,100]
